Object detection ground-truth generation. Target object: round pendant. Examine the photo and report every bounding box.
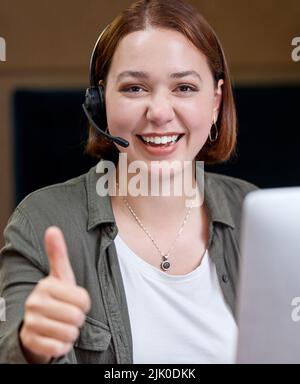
[161,259,171,271]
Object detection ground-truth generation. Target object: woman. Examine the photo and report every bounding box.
[0,0,257,364]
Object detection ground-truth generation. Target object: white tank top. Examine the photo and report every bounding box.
[114,234,238,364]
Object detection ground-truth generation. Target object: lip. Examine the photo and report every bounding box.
[137,132,184,138]
[136,134,185,157]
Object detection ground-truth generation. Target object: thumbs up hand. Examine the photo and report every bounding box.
[19,226,91,364]
[45,226,76,285]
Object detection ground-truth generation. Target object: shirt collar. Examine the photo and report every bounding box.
[86,163,116,230]
[203,171,235,229]
[86,160,235,231]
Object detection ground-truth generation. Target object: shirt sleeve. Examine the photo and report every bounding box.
[0,207,73,364]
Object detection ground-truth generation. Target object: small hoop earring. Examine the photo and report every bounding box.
[209,121,219,143]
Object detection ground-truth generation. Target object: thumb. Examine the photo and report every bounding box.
[44,226,76,285]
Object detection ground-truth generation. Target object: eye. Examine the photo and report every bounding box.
[120,85,147,93]
[176,84,198,93]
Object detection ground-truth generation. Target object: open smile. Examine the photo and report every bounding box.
[135,134,185,156]
[136,134,185,147]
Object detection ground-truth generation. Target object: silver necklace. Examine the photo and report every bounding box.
[116,182,193,272]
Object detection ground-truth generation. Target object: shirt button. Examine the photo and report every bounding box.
[222,274,229,283]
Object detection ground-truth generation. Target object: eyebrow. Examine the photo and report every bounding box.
[116,70,202,83]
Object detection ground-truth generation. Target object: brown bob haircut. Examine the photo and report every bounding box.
[84,0,237,165]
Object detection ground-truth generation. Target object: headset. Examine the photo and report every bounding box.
[82,26,130,148]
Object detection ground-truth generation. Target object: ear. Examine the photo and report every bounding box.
[213,79,224,122]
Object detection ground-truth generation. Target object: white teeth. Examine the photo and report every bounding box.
[141,135,180,144]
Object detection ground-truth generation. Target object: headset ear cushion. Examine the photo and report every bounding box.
[84,85,107,132]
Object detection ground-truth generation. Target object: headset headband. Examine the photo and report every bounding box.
[89,25,110,86]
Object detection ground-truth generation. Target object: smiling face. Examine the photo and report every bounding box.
[104,27,223,168]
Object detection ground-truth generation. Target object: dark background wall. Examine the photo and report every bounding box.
[0,0,300,246]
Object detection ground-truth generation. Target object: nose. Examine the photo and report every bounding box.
[145,91,175,126]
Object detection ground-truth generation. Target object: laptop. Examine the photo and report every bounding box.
[235,187,300,364]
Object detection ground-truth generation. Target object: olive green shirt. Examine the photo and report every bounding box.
[0,162,258,364]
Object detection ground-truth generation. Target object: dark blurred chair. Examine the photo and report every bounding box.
[12,86,300,206]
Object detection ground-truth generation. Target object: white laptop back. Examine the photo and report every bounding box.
[235,187,300,364]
